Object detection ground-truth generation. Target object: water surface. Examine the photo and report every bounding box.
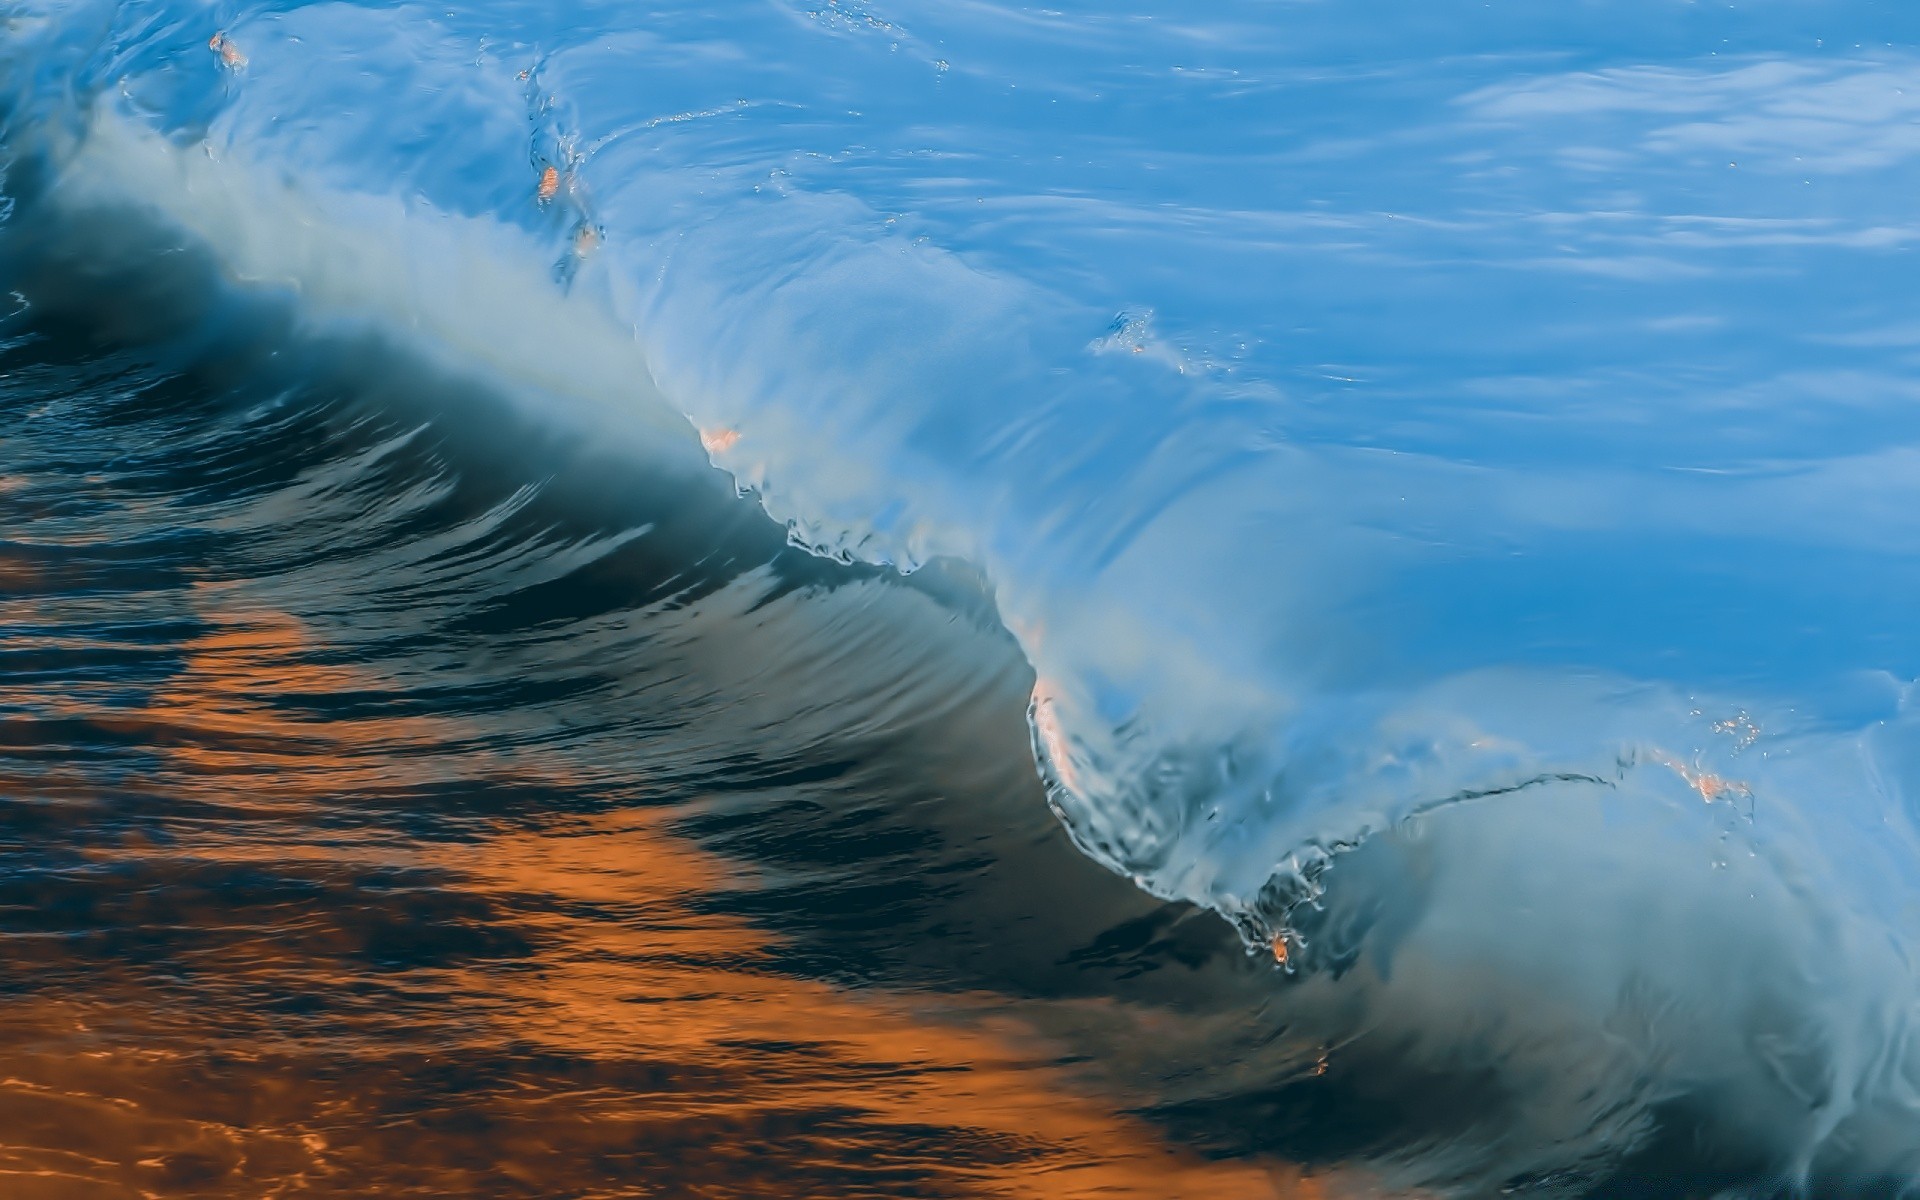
[4,1,1920,1194]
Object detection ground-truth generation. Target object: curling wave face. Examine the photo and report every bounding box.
[6,0,1920,1190]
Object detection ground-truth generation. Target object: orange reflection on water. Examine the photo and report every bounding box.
[0,598,1337,1197]
[136,592,501,802]
[450,812,1307,1199]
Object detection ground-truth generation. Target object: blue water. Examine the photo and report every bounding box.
[6,0,1920,1191]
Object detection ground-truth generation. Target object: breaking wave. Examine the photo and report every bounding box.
[7,1,1920,1191]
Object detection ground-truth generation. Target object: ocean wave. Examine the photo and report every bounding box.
[8,2,1920,1189]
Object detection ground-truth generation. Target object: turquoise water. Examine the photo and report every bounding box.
[5,1,1920,1192]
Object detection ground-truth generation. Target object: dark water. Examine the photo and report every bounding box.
[0,217,1343,1199]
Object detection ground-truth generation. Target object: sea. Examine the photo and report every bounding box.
[3,1,1920,1195]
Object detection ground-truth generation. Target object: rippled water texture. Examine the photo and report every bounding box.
[0,260,1329,1198]
[5,1,1920,1195]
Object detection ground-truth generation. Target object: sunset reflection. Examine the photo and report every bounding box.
[0,594,1309,1197]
